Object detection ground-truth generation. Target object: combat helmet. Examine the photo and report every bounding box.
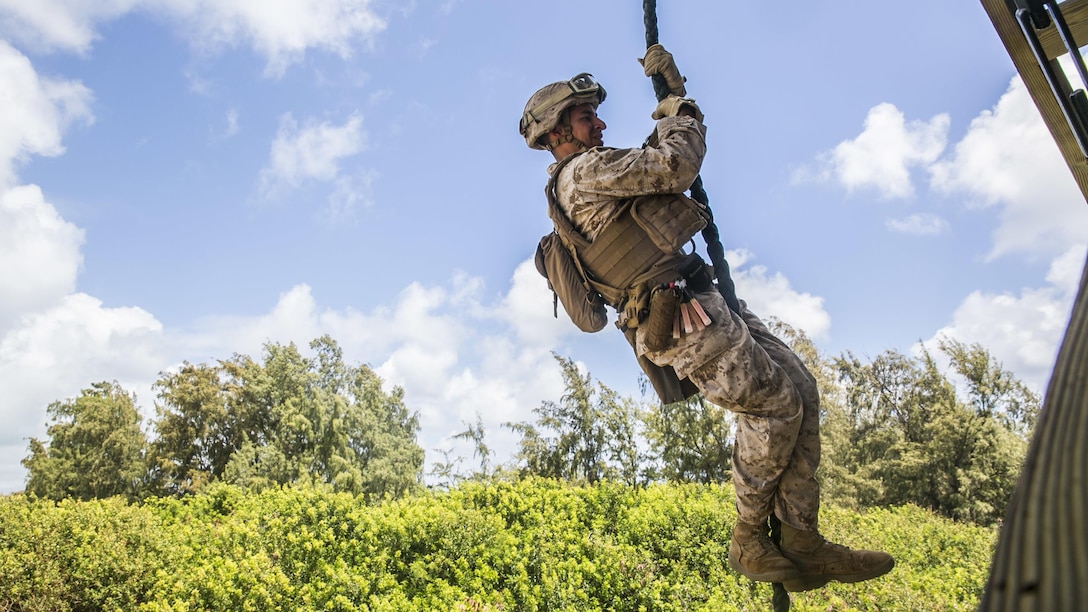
[519,73,606,150]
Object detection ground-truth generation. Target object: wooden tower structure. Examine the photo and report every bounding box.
[979,1,1088,609]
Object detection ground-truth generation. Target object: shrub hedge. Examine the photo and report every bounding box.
[0,479,995,611]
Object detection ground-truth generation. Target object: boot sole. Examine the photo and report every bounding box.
[783,557,895,592]
[783,576,831,592]
[728,553,801,583]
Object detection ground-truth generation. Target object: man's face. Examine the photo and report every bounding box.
[566,102,606,147]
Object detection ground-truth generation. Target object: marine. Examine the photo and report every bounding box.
[521,45,895,591]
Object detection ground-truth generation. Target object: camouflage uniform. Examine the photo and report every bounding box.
[550,114,821,531]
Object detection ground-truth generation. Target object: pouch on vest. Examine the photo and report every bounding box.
[630,193,710,253]
[535,232,608,333]
[643,284,682,351]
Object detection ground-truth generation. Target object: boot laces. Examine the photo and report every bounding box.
[796,531,854,556]
[736,526,780,557]
[816,534,851,553]
[753,531,779,553]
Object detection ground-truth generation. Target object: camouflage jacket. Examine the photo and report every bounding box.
[547,115,735,383]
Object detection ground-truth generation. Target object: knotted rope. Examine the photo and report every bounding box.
[642,2,789,610]
[642,0,741,317]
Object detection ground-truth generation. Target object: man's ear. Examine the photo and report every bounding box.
[545,127,564,148]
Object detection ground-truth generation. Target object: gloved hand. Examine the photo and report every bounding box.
[639,44,687,96]
[652,94,703,123]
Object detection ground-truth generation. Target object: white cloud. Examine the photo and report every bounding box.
[0,294,163,381]
[1046,241,1088,291]
[910,64,1088,396]
[930,73,1088,260]
[495,259,580,347]
[258,112,367,199]
[371,283,469,395]
[0,0,387,76]
[161,0,387,77]
[0,40,93,186]
[0,0,139,54]
[0,243,841,493]
[727,249,832,341]
[922,244,1086,393]
[412,37,437,61]
[885,212,949,236]
[187,284,327,357]
[796,62,1087,261]
[796,103,949,200]
[0,42,89,332]
[0,293,165,491]
[0,273,554,492]
[167,273,565,472]
[0,185,85,332]
[323,169,377,223]
[224,108,240,138]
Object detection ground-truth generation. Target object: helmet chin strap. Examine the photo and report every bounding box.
[545,112,590,151]
[545,126,587,152]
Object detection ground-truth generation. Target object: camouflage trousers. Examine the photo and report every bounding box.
[684,304,822,531]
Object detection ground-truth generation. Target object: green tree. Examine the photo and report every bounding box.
[149,335,424,500]
[838,347,957,445]
[832,341,1034,525]
[938,336,1040,438]
[427,447,465,491]
[599,384,644,485]
[148,357,259,495]
[223,339,328,489]
[23,381,147,501]
[763,319,882,508]
[452,412,493,480]
[642,394,732,484]
[343,352,425,500]
[506,354,642,484]
[219,336,424,500]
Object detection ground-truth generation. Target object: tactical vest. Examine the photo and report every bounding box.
[543,151,712,403]
[546,153,710,312]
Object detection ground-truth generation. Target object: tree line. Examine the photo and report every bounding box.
[23,336,424,503]
[444,322,1039,526]
[21,326,1039,526]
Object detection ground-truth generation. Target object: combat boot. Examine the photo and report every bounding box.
[728,521,801,583]
[779,523,895,592]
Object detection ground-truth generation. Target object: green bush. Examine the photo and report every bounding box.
[0,480,996,611]
[0,494,175,612]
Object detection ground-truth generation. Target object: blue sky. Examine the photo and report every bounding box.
[2,0,1087,493]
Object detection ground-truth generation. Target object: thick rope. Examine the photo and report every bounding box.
[642,0,742,317]
[642,2,788,610]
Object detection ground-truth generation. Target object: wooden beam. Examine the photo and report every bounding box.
[1037,0,1088,60]
[979,243,1088,611]
[982,0,1088,203]
[979,2,1088,610]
